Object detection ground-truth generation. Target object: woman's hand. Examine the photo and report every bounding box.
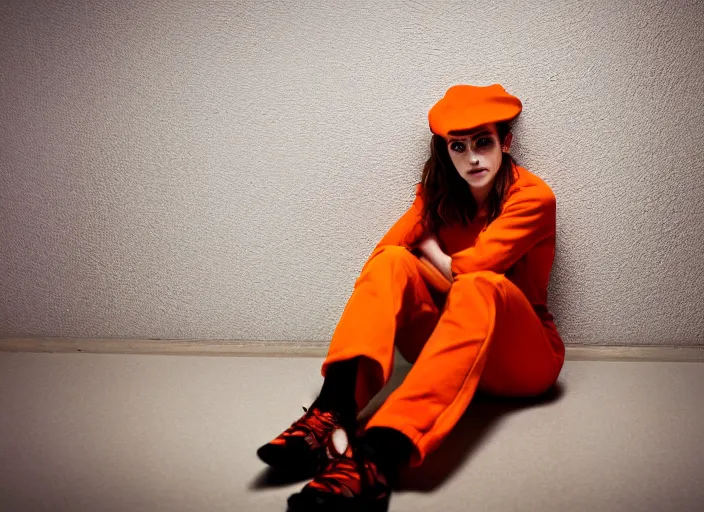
[435,252,453,282]
[417,234,453,282]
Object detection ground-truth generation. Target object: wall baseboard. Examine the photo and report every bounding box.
[1,337,703,362]
[0,338,330,358]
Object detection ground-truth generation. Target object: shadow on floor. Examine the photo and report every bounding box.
[251,359,565,492]
[358,360,566,492]
[250,467,312,488]
[397,381,565,492]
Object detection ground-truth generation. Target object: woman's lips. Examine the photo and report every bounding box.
[468,168,487,175]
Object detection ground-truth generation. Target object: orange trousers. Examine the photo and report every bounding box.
[321,245,564,467]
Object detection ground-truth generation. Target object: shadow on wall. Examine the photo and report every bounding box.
[547,230,568,326]
[250,355,565,492]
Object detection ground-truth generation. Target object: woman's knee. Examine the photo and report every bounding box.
[450,270,506,293]
[374,245,413,260]
[365,245,415,270]
[355,245,417,287]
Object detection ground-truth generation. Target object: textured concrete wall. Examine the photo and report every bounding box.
[1,0,703,345]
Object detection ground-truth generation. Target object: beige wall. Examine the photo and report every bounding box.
[1,0,702,345]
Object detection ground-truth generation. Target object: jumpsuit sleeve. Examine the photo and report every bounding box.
[373,183,426,250]
[450,183,556,276]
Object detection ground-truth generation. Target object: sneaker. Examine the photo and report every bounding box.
[257,406,346,475]
[286,442,391,512]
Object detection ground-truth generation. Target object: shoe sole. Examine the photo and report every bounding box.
[257,443,323,476]
[287,492,390,512]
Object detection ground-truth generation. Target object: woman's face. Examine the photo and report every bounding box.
[446,122,506,199]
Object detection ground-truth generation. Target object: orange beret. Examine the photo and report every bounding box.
[428,84,522,138]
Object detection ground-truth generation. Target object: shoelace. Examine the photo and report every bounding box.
[281,407,341,446]
[309,447,387,498]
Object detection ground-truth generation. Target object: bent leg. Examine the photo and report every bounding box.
[364,270,563,466]
[322,245,441,412]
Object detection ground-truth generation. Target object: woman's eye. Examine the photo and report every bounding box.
[477,138,493,147]
[450,141,466,152]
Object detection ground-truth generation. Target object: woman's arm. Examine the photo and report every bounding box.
[374,184,425,250]
[417,234,453,282]
[361,184,426,269]
[450,183,556,276]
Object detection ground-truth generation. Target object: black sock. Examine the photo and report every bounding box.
[311,357,359,426]
[361,427,414,480]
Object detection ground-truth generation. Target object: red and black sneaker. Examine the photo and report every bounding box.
[257,406,347,476]
[286,442,391,512]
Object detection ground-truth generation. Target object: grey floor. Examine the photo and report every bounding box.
[1,353,703,512]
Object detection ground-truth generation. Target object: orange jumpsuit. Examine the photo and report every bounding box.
[322,163,565,467]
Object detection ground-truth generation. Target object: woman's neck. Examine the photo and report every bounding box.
[472,185,492,209]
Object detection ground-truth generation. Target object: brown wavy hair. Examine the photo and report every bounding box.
[420,121,518,233]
